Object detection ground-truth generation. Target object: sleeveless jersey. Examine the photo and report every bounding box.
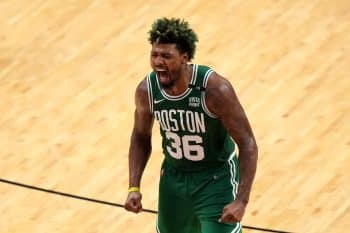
[147,64,237,171]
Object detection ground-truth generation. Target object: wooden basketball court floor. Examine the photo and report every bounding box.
[0,0,349,232]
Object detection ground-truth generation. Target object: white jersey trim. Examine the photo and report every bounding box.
[146,74,153,113]
[201,69,217,118]
[228,146,239,199]
[156,219,161,233]
[231,222,242,233]
[156,64,197,101]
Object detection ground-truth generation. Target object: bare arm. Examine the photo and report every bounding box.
[128,78,154,188]
[125,78,154,213]
[206,72,258,208]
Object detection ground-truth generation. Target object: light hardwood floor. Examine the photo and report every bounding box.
[0,0,349,232]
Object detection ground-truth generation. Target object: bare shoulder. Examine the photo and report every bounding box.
[205,72,239,116]
[135,78,151,113]
[205,71,255,147]
[135,78,148,100]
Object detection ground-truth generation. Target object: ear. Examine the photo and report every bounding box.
[181,53,189,64]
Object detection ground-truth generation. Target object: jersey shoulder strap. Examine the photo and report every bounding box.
[191,65,217,118]
[189,65,214,91]
[146,71,158,113]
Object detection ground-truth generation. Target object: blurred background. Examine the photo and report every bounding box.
[0,0,349,232]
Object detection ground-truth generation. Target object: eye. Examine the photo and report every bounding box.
[162,54,171,59]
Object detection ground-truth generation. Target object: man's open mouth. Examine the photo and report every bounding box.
[156,69,170,83]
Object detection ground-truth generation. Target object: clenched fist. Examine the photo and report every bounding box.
[219,199,247,223]
[124,191,142,213]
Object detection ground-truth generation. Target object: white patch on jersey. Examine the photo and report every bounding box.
[189,96,200,107]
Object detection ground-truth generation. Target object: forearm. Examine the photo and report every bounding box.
[236,138,258,204]
[128,132,152,188]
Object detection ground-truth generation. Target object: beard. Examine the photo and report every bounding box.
[159,79,176,88]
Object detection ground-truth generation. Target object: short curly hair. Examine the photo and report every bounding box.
[148,17,198,60]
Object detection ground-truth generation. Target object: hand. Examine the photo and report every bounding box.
[219,199,247,223]
[124,191,142,213]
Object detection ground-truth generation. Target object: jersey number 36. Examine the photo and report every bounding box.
[165,132,204,161]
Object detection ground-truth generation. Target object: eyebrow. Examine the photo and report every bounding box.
[151,51,172,55]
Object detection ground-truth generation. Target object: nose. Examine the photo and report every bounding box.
[152,55,164,67]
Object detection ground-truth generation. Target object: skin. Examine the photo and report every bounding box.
[124,42,258,223]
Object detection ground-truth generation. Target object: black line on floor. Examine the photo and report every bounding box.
[0,178,293,233]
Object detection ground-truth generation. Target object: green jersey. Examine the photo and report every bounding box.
[147,64,237,171]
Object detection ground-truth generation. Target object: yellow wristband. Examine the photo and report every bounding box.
[128,187,140,193]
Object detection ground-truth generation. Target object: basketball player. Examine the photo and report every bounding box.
[124,17,258,233]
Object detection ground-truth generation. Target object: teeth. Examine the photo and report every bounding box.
[155,68,166,72]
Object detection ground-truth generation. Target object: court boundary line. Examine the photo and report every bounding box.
[0,178,293,233]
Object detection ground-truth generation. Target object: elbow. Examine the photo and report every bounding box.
[237,136,258,158]
[250,137,258,158]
